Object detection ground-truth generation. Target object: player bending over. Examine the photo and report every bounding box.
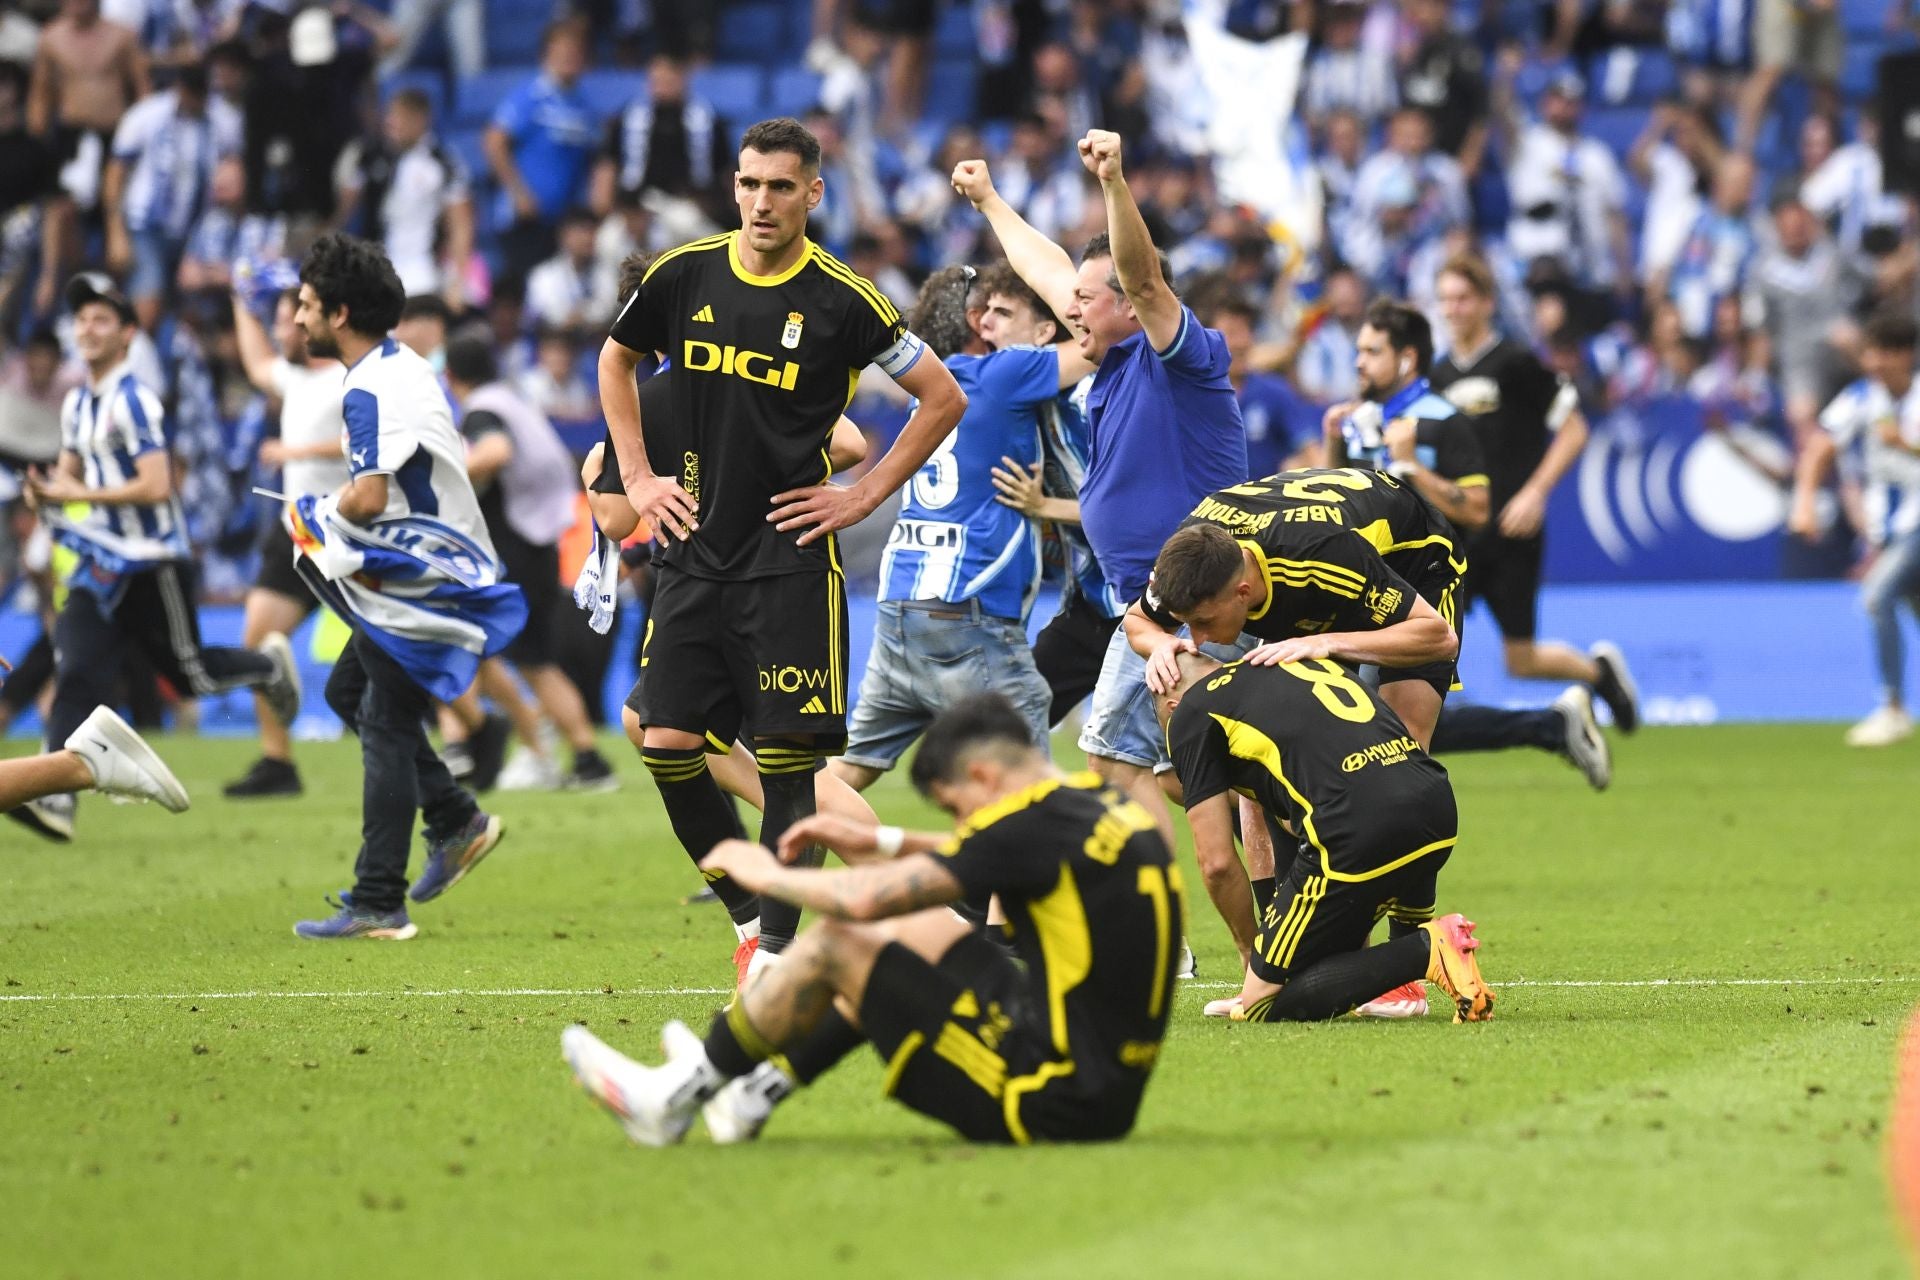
[1157,650,1493,1022]
[562,693,1182,1145]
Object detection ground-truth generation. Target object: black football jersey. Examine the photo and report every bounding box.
[1140,468,1462,638]
[935,775,1184,1099]
[1166,658,1457,878]
[608,231,915,579]
[1430,336,1576,511]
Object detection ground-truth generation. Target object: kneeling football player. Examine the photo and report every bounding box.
[1157,650,1494,1023]
[563,693,1182,1145]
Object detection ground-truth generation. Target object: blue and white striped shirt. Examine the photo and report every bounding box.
[110,89,243,239]
[60,359,189,563]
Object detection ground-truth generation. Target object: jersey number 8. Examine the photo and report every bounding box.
[1279,657,1375,723]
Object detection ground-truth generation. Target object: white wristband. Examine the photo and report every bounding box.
[1387,458,1419,480]
[873,825,905,858]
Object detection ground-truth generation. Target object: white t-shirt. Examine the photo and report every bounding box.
[271,356,349,500]
[341,338,493,556]
[1819,377,1920,545]
[1506,123,1627,289]
[333,136,470,296]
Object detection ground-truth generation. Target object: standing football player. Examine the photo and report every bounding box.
[599,117,965,978]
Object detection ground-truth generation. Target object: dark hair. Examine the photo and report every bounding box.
[975,262,1066,342]
[24,326,60,354]
[1081,232,1179,301]
[400,293,453,326]
[207,38,248,67]
[1149,523,1246,616]
[561,206,599,231]
[535,322,577,346]
[1199,294,1260,329]
[541,17,584,55]
[618,250,652,304]
[391,87,432,117]
[740,117,822,170]
[1865,309,1919,353]
[907,266,976,360]
[443,335,497,386]
[175,64,208,97]
[299,233,405,337]
[1361,298,1433,377]
[1437,253,1495,300]
[908,694,1038,797]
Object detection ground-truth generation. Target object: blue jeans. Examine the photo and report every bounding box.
[1077,623,1253,771]
[126,227,184,303]
[1863,527,1920,705]
[841,600,1053,772]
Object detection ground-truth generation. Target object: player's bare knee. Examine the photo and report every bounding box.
[641,723,704,752]
[621,705,645,750]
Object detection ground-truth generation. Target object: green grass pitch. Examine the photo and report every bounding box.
[1,725,1913,1278]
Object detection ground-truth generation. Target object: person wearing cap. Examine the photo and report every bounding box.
[9,274,301,842]
[1501,68,1631,310]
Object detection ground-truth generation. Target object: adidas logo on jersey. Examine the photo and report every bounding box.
[691,304,715,322]
[799,696,826,715]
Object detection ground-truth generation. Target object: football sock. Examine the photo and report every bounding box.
[782,1007,865,1085]
[1251,876,1277,922]
[641,746,760,926]
[703,1000,774,1080]
[1246,931,1430,1022]
[1430,701,1561,753]
[753,738,819,954]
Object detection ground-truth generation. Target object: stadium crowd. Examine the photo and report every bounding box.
[0,0,1912,741]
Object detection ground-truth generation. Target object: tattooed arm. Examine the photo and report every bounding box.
[700,840,965,921]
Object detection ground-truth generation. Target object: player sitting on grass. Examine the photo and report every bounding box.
[1156,650,1494,1023]
[562,693,1183,1145]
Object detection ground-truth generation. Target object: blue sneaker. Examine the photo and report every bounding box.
[293,895,418,940]
[410,812,504,904]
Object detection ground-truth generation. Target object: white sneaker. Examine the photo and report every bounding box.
[1175,938,1198,979]
[1845,705,1914,747]
[1354,981,1430,1019]
[1202,996,1243,1018]
[496,748,562,791]
[65,706,189,813]
[560,1023,706,1147]
[662,1021,791,1144]
[1553,685,1612,791]
[746,945,784,979]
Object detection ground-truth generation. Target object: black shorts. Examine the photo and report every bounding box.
[859,935,1138,1144]
[852,0,935,36]
[252,520,322,611]
[1379,541,1466,697]
[1249,841,1452,985]
[1031,593,1122,727]
[1460,532,1542,642]
[498,533,566,667]
[626,563,849,749]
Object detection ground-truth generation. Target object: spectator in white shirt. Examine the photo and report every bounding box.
[1503,69,1631,305]
[1294,265,1365,404]
[1800,107,1911,268]
[1351,107,1470,241]
[333,87,474,310]
[1628,100,1724,287]
[525,208,617,332]
[517,324,597,422]
[1315,107,1365,241]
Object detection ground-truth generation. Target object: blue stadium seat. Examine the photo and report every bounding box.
[1842,0,1889,35]
[920,59,978,126]
[1585,104,1650,164]
[487,0,548,65]
[454,68,532,129]
[1588,48,1678,106]
[578,69,640,121]
[691,64,767,123]
[1842,38,1888,101]
[716,2,792,63]
[446,128,491,190]
[382,70,447,125]
[933,5,973,57]
[1512,56,1574,104]
[765,67,823,117]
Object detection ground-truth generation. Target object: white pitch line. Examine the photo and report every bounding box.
[0,977,1915,1003]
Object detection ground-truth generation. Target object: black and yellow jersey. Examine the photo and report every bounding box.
[935,773,1184,1103]
[608,231,919,580]
[1165,658,1457,879]
[1142,467,1464,638]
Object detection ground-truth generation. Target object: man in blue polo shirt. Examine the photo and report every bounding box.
[484,20,598,287]
[953,130,1247,852]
